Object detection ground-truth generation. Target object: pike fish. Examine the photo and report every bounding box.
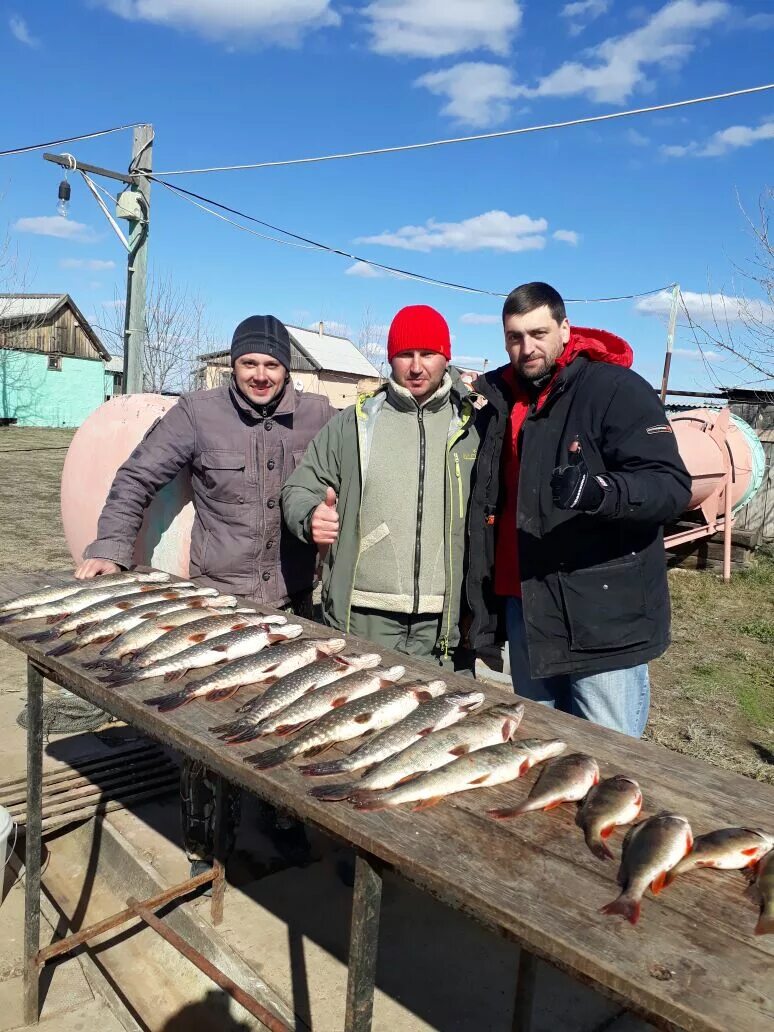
[330,702,525,799]
[749,849,774,936]
[665,827,774,885]
[252,663,405,737]
[87,597,242,667]
[0,571,166,613]
[125,610,286,669]
[212,652,383,744]
[4,571,172,627]
[488,753,599,819]
[111,623,303,687]
[600,812,693,925]
[144,634,335,712]
[575,775,643,861]
[353,738,566,812]
[305,689,485,798]
[247,672,432,771]
[46,586,218,656]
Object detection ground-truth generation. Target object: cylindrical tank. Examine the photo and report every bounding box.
[60,395,193,576]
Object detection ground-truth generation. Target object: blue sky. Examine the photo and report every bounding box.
[2,0,773,389]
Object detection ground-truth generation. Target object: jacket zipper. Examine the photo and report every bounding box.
[412,407,426,614]
[454,453,464,518]
[439,404,474,655]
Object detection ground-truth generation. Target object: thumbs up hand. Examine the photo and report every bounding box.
[550,438,605,512]
[311,486,340,546]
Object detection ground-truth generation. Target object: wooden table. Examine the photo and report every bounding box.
[2,571,773,1032]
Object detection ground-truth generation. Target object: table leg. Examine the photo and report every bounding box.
[344,853,383,1032]
[24,660,44,1025]
[210,773,227,927]
[511,948,538,1032]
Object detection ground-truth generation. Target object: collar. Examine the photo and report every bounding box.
[386,372,453,413]
[229,375,297,421]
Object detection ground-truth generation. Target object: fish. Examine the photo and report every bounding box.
[304,689,485,798]
[251,662,406,737]
[45,586,218,656]
[664,827,774,885]
[124,610,286,669]
[575,775,644,861]
[749,849,774,936]
[211,652,383,744]
[3,571,173,626]
[144,633,331,711]
[352,738,566,812]
[246,672,432,771]
[85,597,242,667]
[110,623,304,687]
[600,812,693,925]
[327,702,526,800]
[487,753,599,819]
[0,571,168,613]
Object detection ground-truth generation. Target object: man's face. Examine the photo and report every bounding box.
[233,353,287,405]
[503,305,570,381]
[391,350,447,403]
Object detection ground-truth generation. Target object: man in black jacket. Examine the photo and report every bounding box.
[467,282,691,737]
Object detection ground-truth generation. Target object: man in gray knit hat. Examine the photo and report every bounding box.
[75,314,335,875]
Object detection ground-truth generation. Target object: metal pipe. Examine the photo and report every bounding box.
[23,660,44,1025]
[344,853,383,1032]
[723,466,733,583]
[43,152,135,185]
[127,897,292,1032]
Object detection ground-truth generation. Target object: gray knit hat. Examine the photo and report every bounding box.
[231,315,291,370]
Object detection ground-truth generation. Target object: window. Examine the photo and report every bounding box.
[47,355,62,372]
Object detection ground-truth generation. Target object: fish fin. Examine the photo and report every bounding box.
[304,743,334,758]
[301,760,346,777]
[47,640,79,658]
[145,689,191,712]
[308,782,354,801]
[449,744,471,757]
[414,690,434,702]
[205,686,241,703]
[501,717,519,741]
[20,628,57,643]
[46,615,65,625]
[245,748,288,770]
[742,847,761,856]
[352,796,388,812]
[274,720,313,736]
[412,796,443,811]
[487,806,523,820]
[211,644,229,652]
[163,669,187,683]
[230,621,250,631]
[395,771,423,786]
[589,840,615,862]
[354,713,372,724]
[663,869,680,886]
[600,897,640,925]
[187,632,208,643]
[89,634,114,645]
[600,825,615,839]
[518,759,531,776]
[650,871,668,895]
[543,800,564,811]
[115,601,134,609]
[331,696,348,708]
[469,774,491,786]
[417,726,436,737]
[755,913,774,936]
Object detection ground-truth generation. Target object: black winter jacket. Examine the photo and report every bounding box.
[467,357,692,677]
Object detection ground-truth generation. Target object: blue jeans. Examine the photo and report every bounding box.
[505,596,650,738]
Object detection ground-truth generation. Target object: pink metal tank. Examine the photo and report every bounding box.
[60,395,193,576]
[668,408,754,514]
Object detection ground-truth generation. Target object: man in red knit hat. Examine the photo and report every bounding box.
[466,282,691,737]
[283,304,479,669]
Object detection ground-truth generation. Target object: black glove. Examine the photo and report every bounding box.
[551,440,606,512]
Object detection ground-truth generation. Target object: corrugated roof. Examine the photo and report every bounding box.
[288,325,380,377]
[0,294,66,320]
[105,355,124,373]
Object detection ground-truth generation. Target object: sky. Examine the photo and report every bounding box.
[1,0,773,390]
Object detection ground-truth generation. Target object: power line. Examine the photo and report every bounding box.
[153,83,774,177]
[0,123,145,159]
[153,176,674,304]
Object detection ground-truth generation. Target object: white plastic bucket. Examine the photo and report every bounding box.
[0,805,15,869]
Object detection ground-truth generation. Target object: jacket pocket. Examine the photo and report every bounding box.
[201,450,245,504]
[559,557,652,651]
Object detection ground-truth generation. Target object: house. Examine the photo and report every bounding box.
[196,322,382,409]
[0,294,111,427]
[104,355,124,400]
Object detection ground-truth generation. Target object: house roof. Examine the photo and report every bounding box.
[0,293,110,361]
[105,355,124,374]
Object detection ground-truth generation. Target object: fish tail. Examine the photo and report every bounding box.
[352,792,391,812]
[754,910,774,936]
[82,658,109,670]
[204,685,241,703]
[47,640,79,658]
[145,689,194,711]
[106,671,136,687]
[600,894,641,925]
[19,628,57,643]
[486,804,527,820]
[209,718,244,737]
[300,758,350,777]
[588,837,615,862]
[244,745,294,770]
[162,669,186,683]
[308,782,356,802]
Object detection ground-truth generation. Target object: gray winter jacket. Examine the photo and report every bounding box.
[85,379,335,604]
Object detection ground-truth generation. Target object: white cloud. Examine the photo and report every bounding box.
[453,353,489,368]
[13,216,98,242]
[460,313,501,324]
[345,261,385,279]
[673,346,725,361]
[60,258,116,271]
[364,0,522,58]
[661,120,774,158]
[636,289,774,326]
[626,128,650,146]
[308,320,352,339]
[9,14,38,46]
[416,62,520,127]
[560,0,609,36]
[553,229,580,245]
[358,210,549,253]
[94,0,339,45]
[522,0,728,104]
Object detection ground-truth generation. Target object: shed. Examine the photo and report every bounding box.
[0,294,111,427]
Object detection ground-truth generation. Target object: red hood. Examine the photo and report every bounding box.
[556,325,633,370]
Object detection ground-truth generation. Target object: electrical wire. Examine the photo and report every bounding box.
[153,176,675,303]
[153,84,774,176]
[0,123,145,159]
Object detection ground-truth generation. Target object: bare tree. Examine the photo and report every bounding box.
[684,189,773,387]
[96,270,222,393]
[357,306,387,377]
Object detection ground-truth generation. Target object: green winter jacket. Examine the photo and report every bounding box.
[281,376,479,654]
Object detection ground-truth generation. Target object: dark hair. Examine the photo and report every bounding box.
[502,282,566,325]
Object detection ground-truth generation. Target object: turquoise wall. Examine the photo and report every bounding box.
[0,350,107,427]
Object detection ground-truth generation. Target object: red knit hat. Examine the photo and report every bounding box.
[387,305,451,362]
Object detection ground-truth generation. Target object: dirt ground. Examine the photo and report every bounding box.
[1,426,772,786]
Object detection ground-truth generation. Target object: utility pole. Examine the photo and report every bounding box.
[43,122,153,396]
[659,282,680,404]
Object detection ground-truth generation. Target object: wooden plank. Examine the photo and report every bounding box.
[1,571,773,1032]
